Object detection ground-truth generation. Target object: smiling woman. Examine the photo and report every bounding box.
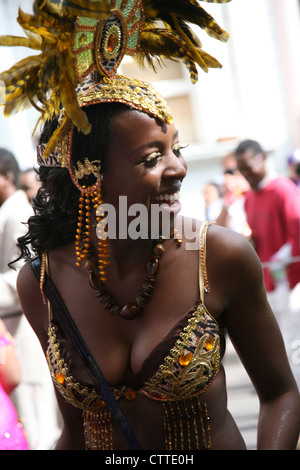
[1,0,299,452]
[103,109,186,223]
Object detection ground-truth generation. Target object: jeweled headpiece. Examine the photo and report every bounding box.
[0,0,231,282]
[0,0,231,163]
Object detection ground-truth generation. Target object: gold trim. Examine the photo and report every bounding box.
[77,75,173,123]
[71,157,100,184]
[142,304,221,400]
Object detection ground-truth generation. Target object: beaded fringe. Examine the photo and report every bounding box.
[83,397,211,450]
[83,407,113,450]
[163,397,212,450]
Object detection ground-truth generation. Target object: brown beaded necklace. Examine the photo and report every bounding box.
[84,233,181,320]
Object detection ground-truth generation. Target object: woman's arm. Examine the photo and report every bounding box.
[213,227,300,449]
[0,319,21,394]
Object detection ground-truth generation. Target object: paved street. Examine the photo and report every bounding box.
[223,341,259,450]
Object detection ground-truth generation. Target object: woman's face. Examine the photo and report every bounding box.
[102,109,187,236]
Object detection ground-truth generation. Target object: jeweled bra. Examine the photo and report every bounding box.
[43,222,224,450]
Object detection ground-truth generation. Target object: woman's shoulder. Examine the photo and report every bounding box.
[17,258,40,292]
[205,222,265,301]
[17,258,46,318]
[17,259,49,344]
[179,216,262,283]
[180,216,254,256]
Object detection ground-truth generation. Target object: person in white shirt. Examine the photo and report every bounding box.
[0,148,61,449]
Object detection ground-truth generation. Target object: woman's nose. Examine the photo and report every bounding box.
[163,152,187,180]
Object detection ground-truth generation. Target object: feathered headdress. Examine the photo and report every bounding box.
[0,0,232,301]
[0,0,231,159]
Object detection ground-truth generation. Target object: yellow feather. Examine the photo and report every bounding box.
[57,52,91,135]
[36,0,110,20]
[0,55,43,87]
[0,35,41,49]
[141,0,230,80]
[206,22,230,42]
[140,28,222,80]
[143,0,229,42]
[42,115,71,160]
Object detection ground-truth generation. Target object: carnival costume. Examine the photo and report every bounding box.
[0,0,231,450]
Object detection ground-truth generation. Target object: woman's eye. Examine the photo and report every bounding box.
[144,152,162,167]
[173,143,188,157]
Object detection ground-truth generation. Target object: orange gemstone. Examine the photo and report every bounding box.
[179,350,193,366]
[107,33,117,52]
[94,400,106,408]
[124,387,136,400]
[205,334,214,351]
[55,372,65,384]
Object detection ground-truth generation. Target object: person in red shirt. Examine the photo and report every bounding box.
[234,139,300,292]
[235,139,300,387]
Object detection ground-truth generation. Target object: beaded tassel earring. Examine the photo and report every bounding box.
[75,183,110,285]
[75,188,92,268]
[92,185,109,284]
[67,122,109,285]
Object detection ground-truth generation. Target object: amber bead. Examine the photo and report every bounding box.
[153,243,165,256]
[147,257,159,275]
[120,303,141,320]
[83,259,95,271]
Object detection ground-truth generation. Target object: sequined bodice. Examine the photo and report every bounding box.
[32,221,223,449]
[47,301,222,409]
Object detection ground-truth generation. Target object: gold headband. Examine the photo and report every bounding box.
[37,73,173,167]
[77,75,172,122]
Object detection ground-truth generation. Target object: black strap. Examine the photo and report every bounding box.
[30,257,142,450]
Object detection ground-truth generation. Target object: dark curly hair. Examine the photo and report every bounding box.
[17,102,129,260]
